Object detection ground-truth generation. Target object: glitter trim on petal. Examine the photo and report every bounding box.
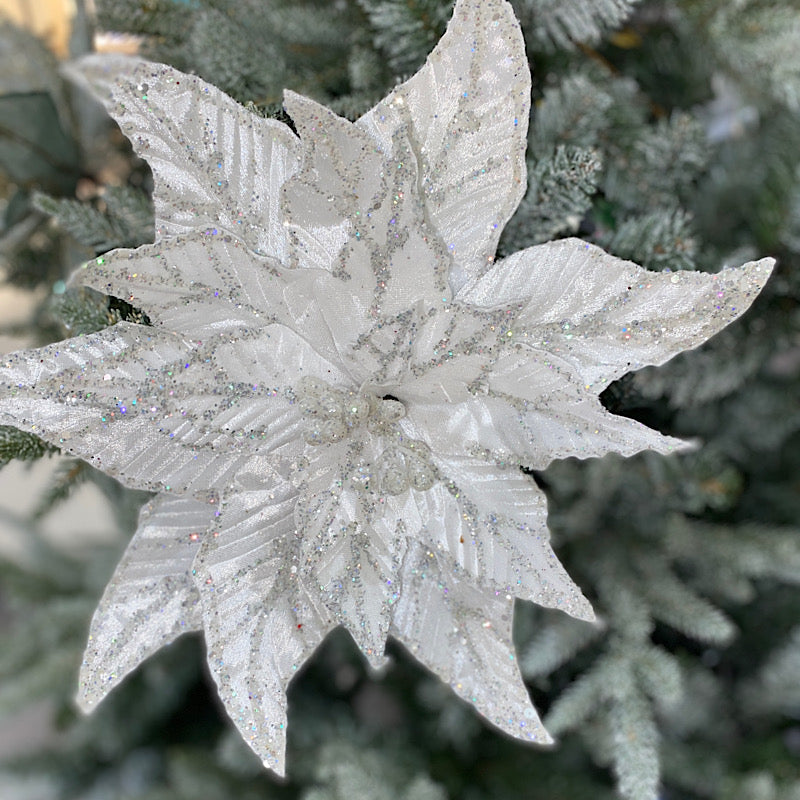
[358,0,530,292]
[458,238,775,393]
[412,455,594,619]
[77,494,212,711]
[193,477,330,775]
[65,55,301,261]
[392,543,552,744]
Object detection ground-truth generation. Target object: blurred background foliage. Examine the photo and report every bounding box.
[0,0,799,798]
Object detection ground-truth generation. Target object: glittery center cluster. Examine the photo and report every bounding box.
[296,376,405,444]
[349,438,436,496]
[296,376,436,496]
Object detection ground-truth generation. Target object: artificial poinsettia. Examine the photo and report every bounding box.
[0,0,772,775]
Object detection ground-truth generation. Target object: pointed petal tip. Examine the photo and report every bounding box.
[739,254,776,276]
[759,255,777,271]
[498,703,555,746]
[628,432,697,460]
[74,682,100,716]
[74,693,92,715]
[253,728,289,778]
[282,88,321,127]
[570,593,597,624]
[75,658,119,714]
[537,726,556,746]
[263,754,287,779]
[726,255,775,296]
[231,720,288,779]
[282,87,302,108]
[663,435,698,456]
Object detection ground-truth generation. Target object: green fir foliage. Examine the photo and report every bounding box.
[33,186,154,254]
[354,0,452,76]
[29,459,90,521]
[94,0,380,107]
[704,0,800,113]
[301,742,447,800]
[518,608,603,678]
[740,626,800,719]
[500,145,602,252]
[49,287,121,336]
[600,207,697,271]
[0,426,57,468]
[515,0,642,50]
[602,111,709,212]
[529,73,618,157]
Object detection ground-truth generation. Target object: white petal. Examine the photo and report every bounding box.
[392,544,550,744]
[375,305,498,399]
[282,90,386,235]
[65,56,300,261]
[409,455,593,619]
[77,494,213,711]
[407,304,489,366]
[286,218,351,273]
[283,91,452,317]
[194,478,331,776]
[484,349,690,465]
[458,238,775,392]
[402,349,689,473]
[0,323,232,493]
[71,233,284,336]
[72,233,367,372]
[295,479,404,669]
[0,322,323,493]
[358,0,530,292]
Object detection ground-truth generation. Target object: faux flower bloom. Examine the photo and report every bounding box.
[0,0,772,774]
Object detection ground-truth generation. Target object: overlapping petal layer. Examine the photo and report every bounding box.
[409,454,593,617]
[0,321,328,494]
[392,543,550,743]
[283,91,453,319]
[193,476,330,775]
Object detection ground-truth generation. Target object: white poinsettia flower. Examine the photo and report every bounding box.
[0,0,773,775]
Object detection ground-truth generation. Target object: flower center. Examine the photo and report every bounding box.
[350,441,436,496]
[296,377,405,445]
[295,377,436,496]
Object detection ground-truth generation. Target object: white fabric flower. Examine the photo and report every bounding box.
[0,0,772,774]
